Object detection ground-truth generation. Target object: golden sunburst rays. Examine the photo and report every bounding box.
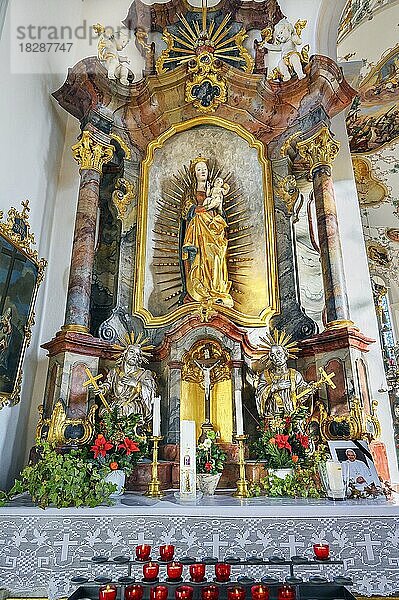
[224,173,254,302]
[151,168,189,310]
[156,11,252,74]
[115,331,155,357]
[258,329,300,359]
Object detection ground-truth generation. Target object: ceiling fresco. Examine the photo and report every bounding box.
[338,3,399,302]
[347,44,399,154]
[338,0,399,43]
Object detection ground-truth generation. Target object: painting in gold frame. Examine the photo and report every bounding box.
[0,202,46,408]
[133,116,279,328]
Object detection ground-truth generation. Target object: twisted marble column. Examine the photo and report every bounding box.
[297,127,353,329]
[63,130,114,332]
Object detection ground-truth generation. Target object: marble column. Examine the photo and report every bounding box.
[297,127,353,330]
[64,130,114,332]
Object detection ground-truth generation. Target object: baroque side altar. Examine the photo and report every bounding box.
[36,0,385,491]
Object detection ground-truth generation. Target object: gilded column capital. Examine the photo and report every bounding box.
[297,127,340,173]
[72,130,114,173]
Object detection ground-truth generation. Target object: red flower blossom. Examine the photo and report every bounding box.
[118,437,140,455]
[292,455,299,463]
[91,434,113,458]
[285,417,291,427]
[274,434,292,452]
[296,433,309,449]
[204,461,213,472]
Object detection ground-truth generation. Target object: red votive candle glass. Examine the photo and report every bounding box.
[313,544,330,560]
[125,586,144,600]
[160,545,175,561]
[278,586,295,600]
[143,562,160,581]
[251,586,269,600]
[99,585,117,600]
[227,587,246,600]
[175,586,194,600]
[150,586,169,600]
[215,562,231,582]
[190,563,206,582]
[136,544,152,561]
[167,561,183,580]
[202,585,219,600]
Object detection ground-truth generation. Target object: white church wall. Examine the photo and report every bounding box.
[0,3,67,489]
[331,113,399,482]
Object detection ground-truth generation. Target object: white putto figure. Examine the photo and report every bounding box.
[203,177,230,213]
[261,18,308,82]
[93,24,133,86]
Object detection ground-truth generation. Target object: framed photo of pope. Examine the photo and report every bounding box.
[328,440,383,498]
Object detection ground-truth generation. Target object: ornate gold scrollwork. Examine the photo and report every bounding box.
[36,400,97,446]
[181,339,231,389]
[316,396,381,441]
[72,130,114,173]
[112,178,136,219]
[275,175,299,214]
[185,52,227,113]
[297,127,340,172]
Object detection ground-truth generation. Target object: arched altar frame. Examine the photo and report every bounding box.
[133,115,279,328]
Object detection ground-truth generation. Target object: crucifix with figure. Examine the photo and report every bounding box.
[194,343,221,442]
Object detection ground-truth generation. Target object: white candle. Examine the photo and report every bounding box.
[234,388,244,436]
[325,460,344,492]
[152,396,161,437]
[179,420,196,499]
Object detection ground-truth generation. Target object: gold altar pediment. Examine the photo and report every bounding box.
[133,116,279,328]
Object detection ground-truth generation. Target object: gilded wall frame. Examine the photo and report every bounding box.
[133,116,279,327]
[0,202,46,409]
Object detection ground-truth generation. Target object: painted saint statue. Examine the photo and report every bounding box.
[99,335,157,425]
[252,330,311,418]
[181,157,233,308]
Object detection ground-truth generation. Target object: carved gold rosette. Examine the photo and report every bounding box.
[72,130,114,173]
[275,175,300,214]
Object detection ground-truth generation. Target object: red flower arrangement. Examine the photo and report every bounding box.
[90,409,146,476]
[250,408,312,469]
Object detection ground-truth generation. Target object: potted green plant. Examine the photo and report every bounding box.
[251,409,311,478]
[196,430,226,495]
[0,441,117,508]
[90,408,147,496]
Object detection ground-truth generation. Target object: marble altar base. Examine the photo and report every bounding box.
[1,495,399,598]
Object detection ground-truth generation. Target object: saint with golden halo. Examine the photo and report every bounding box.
[181,156,233,308]
[98,332,157,424]
[252,329,310,418]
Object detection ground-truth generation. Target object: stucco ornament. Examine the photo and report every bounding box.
[260,18,309,82]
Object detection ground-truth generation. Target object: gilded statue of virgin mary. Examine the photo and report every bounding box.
[181,156,233,308]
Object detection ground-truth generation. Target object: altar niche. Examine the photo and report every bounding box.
[134,116,279,329]
[181,339,232,442]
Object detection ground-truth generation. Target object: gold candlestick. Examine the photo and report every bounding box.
[233,434,250,498]
[145,435,164,498]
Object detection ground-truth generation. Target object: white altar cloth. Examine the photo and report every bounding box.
[0,494,398,597]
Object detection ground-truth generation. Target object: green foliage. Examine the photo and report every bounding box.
[249,465,325,499]
[250,408,312,469]
[196,430,227,475]
[2,441,116,509]
[92,407,147,476]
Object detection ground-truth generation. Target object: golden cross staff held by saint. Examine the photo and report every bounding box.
[296,366,336,401]
[83,367,112,413]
